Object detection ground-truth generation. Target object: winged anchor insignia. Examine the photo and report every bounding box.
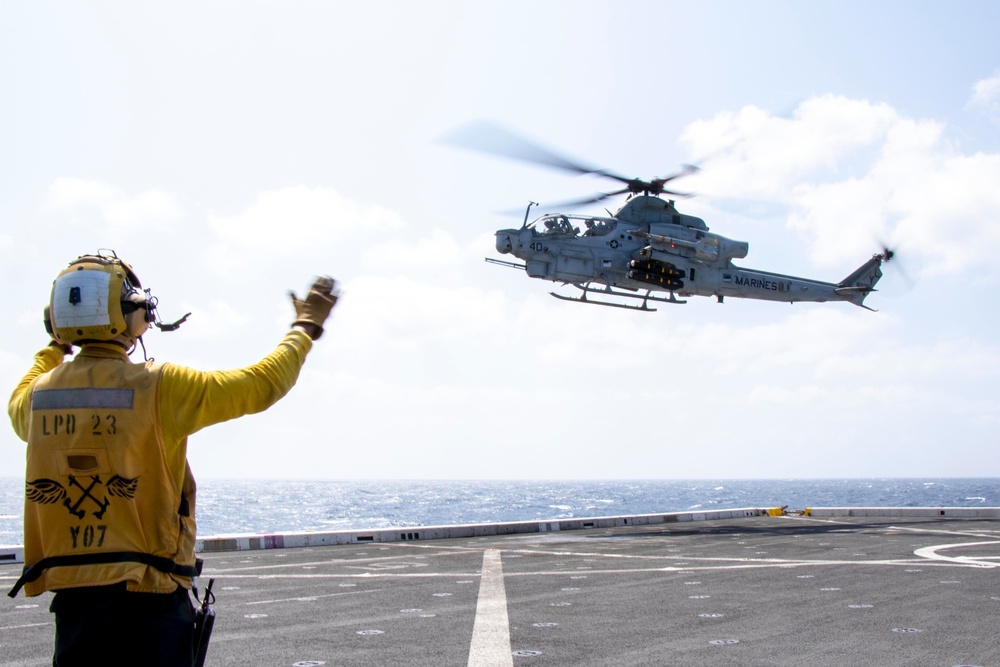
[25,475,139,520]
[106,475,138,499]
[25,479,67,505]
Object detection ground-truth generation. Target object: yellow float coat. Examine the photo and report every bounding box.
[8,331,312,596]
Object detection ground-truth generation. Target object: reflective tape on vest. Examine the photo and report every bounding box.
[31,388,135,410]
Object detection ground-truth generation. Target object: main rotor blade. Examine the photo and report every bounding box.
[656,164,700,185]
[647,164,700,192]
[440,121,603,176]
[539,188,631,210]
[497,188,630,216]
[596,164,701,194]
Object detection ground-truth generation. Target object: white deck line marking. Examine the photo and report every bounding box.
[245,588,381,606]
[914,541,1000,568]
[467,549,513,667]
[891,526,1000,539]
[0,622,52,631]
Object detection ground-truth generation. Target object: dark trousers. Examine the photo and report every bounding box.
[49,583,195,667]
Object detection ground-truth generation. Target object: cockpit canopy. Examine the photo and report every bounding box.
[530,213,618,237]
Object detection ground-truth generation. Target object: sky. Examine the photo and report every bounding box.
[2,1,999,480]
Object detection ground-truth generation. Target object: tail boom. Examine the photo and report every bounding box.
[834,253,887,308]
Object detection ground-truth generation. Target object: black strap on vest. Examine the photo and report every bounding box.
[7,552,203,598]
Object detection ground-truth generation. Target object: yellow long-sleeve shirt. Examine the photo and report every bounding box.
[10,330,312,480]
[8,330,312,594]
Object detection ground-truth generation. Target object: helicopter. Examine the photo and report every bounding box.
[447,122,893,312]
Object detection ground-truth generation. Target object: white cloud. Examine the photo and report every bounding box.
[174,297,252,341]
[329,273,513,353]
[748,384,827,405]
[968,72,1000,118]
[682,95,897,199]
[362,228,466,271]
[815,335,1000,381]
[205,186,405,280]
[681,96,1000,274]
[670,307,888,377]
[40,178,184,233]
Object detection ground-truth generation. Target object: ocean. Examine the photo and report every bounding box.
[1,477,997,546]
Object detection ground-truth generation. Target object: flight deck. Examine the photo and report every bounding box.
[0,507,998,666]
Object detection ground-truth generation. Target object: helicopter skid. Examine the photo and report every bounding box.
[550,283,687,312]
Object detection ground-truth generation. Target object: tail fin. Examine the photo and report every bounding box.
[834,253,887,309]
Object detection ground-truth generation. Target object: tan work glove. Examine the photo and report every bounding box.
[290,276,338,340]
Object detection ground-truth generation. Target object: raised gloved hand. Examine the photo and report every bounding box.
[290,276,338,340]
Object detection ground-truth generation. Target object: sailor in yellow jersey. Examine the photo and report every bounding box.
[7,251,338,667]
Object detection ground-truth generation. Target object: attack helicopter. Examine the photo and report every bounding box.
[447,122,893,312]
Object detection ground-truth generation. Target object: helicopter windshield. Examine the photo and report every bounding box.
[531,214,617,237]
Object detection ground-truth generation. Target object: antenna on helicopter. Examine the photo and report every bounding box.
[522,201,538,229]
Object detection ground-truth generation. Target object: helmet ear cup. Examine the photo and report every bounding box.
[43,305,69,344]
[124,308,150,339]
[43,305,55,337]
[121,294,151,339]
